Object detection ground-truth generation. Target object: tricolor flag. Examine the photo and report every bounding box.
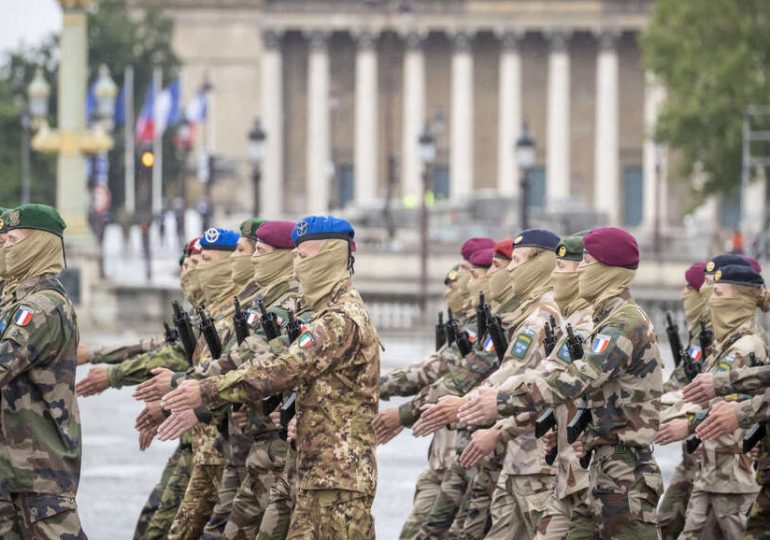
[591,334,612,354]
[135,83,156,143]
[246,311,259,326]
[13,307,33,327]
[185,88,208,124]
[154,79,181,137]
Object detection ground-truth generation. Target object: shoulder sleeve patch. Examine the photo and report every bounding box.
[511,332,534,359]
[591,334,612,354]
[557,341,572,362]
[12,306,34,327]
[297,330,316,349]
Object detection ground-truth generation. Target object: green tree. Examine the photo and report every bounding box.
[640,0,770,209]
[0,0,181,213]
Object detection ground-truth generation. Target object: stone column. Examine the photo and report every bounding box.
[401,32,425,200]
[306,31,330,214]
[594,30,620,225]
[642,73,667,232]
[261,29,284,214]
[451,32,474,200]
[354,31,378,206]
[497,31,521,196]
[546,31,571,207]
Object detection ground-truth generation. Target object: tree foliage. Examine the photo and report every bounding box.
[640,0,770,204]
[0,0,180,212]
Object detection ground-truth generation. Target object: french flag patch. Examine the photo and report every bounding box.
[246,311,259,326]
[13,307,33,327]
[591,334,612,353]
[483,335,495,352]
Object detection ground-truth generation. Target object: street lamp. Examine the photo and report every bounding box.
[93,64,118,128]
[418,124,436,320]
[248,118,267,216]
[516,122,536,230]
[27,68,51,127]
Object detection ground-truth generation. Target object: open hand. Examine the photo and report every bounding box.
[133,368,175,402]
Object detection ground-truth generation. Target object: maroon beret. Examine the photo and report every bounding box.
[684,262,706,291]
[494,238,514,260]
[739,255,762,273]
[583,227,639,269]
[469,248,494,268]
[461,237,495,261]
[255,221,295,249]
[186,237,202,256]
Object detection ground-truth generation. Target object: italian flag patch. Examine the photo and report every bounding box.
[298,331,316,349]
[13,306,33,327]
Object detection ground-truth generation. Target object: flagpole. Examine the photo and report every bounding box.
[152,66,163,215]
[124,65,135,214]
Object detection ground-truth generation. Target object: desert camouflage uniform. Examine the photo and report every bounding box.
[497,294,664,539]
[656,321,711,540]
[677,327,764,540]
[200,279,380,539]
[535,302,593,540]
[0,275,85,539]
[715,362,770,538]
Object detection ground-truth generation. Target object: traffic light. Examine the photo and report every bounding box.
[140,149,155,168]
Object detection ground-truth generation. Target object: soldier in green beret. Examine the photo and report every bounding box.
[0,204,86,538]
[0,206,10,303]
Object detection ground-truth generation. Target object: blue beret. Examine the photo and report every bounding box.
[714,264,764,288]
[199,227,239,251]
[512,228,561,252]
[705,254,752,275]
[292,215,355,246]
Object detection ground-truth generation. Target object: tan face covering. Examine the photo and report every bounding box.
[709,294,758,343]
[444,284,468,314]
[553,271,579,309]
[466,274,489,308]
[180,267,204,307]
[578,262,635,306]
[198,257,239,308]
[293,239,350,309]
[488,266,512,303]
[508,251,556,302]
[0,248,6,280]
[231,255,255,288]
[5,230,63,284]
[682,288,709,330]
[253,249,294,289]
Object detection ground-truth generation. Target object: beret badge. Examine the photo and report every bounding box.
[8,210,20,227]
[204,228,220,243]
[296,221,309,237]
[706,261,715,273]
[447,270,458,281]
[714,270,722,281]
[513,235,523,245]
[558,245,567,257]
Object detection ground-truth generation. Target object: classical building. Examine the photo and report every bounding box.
[137,0,712,235]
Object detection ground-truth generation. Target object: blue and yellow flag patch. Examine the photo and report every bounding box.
[716,353,736,373]
[512,329,535,359]
[557,341,572,362]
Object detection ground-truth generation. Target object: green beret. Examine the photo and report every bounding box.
[555,234,584,261]
[1,204,66,237]
[239,218,268,241]
[444,263,462,285]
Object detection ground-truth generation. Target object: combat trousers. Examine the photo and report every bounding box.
[565,445,661,540]
[133,443,184,539]
[485,472,553,539]
[747,483,770,539]
[145,444,193,539]
[534,489,590,540]
[449,451,503,539]
[167,462,224,540]
[680,489,755,540]
[286,489,374,539]
[399,466,445,539]
[657,444,697,540]
[201,463,247,539]
[0,493,86,540]
[224,437,290,539]
[415,460,476,539]
[256,445,298,540]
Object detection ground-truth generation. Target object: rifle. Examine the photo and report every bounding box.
[198,307,223,360]
[172,301,196,365]
[163,321,179,345]
[685,434,701,454]
[665,312,684,368]
[566,324,584,360]
[233,297,250,346]
[699,319,714,357]
[486,313,508,362]
[435,312,447,351]
[264,310,303,417]
[446,309,473,356]
[476,292,489,348]
[444,309,458,347]
[683,349,702,383]
[258,298,281,341]
[565,325,591,446]
[545,445,558,466]
[544,317,557,356]
[279,391,298,443]
[579,449,593,469]
[535,409,556,439]
[285,311,302,343]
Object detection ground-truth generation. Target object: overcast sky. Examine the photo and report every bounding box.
[0,0,61,56]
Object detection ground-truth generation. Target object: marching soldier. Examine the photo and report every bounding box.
[459,226,664,539]
[160,215,381,539]
[0,204,86,539]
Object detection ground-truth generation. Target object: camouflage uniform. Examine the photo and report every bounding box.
[109,342,190,390]
[200,279,380,539]
[497,294,664,539]
[145,437,193,539]
[678,327,764,540]
[535,303,593,540]
[90,337,161,365]
[715,363,770,538]
[0,275,85,539]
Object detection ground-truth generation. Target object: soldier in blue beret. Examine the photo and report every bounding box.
[0,204,86,537]
[160,215,380,538]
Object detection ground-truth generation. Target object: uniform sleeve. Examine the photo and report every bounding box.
[380,344,459,401]
[714,365,770,397]
[0,302,63,386]
[735,391,770,428]
[92,338,159,365]
[107,343,189,389]
[200,311,357,408]
[497,322,630,418]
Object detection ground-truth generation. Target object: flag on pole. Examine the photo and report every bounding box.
[154,79,181,137]
[135,82,156,143]
[85,78,97,122]
[185,88,208,124]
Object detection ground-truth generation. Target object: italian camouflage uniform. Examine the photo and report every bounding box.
[535,302,593,540]
[200,279,380,539]
[497,294,664,539]
[0,275,85,539]
[678,326,764,539]
[714,362,770,538]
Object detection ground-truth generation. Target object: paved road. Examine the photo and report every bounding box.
[76,331,680,539]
